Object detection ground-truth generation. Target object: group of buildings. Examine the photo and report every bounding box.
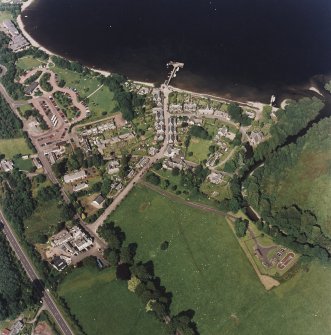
[248,131,264,146]
[50,225,93,271]
[2,19,29,52]
[0,159,14,172]
[169,102,231,122]
[1,320,24,335]
[152,88,166,142]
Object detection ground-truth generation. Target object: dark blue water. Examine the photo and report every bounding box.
[23,0,331,100]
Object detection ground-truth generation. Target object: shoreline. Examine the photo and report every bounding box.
[16,0,274,106]
[17,0,154,87]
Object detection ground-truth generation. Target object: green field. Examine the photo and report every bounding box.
[16,56,46,71]
[0,138,33,159]
[186,137,211,163]
[58,263,167,335]
[13,157,34,171]
[106,185,331,335]
[51,66,100,98]
[24,200,63,244]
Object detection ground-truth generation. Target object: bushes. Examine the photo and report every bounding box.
[146,172,161,185]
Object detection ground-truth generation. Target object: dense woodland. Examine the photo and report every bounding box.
[0,233,34,321]
[253,97,324,161]
[0,95,22,138]
[0,171,70,285]
[0,32,25,99]
[245,117,331,260]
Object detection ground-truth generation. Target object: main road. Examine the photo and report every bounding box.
[0,210,74,335]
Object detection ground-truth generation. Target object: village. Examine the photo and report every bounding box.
[0,16,281,274]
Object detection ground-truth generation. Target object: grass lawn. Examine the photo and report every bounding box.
[200,179,232,201]
[186,137,211,163]
[24,200,63,244]
[13,157,34,171]
[16,56,46,71]
[58,263,167,335]
[0,10,13,22]
[87,86,117,121]
[18,103,33,116]
[107,185,331,335]
[0,138,33,159]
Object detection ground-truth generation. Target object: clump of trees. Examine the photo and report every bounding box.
[51,55,85,74]
[23,108,49,130]
[17,46,49,61]
[53,148,104,178]
[119,153,131,178]
[98,221,199,334]
[228,103,252,126]
[234,218,248,237]
[189,125,210,139]
[101,74,145,121]
[24,70,42,85]
[39,72,52,92]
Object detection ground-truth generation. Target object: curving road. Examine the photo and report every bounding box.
[0,210,74,335]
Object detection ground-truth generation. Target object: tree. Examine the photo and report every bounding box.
[61,204,76,221]
[120,245,135,265]
[101,177,112,196]
[154,162,162,170]
[172,167,180,176]
[130,263,152,281]
[234,218,248,237]
[104,248,120,266]
[127,276,141,292]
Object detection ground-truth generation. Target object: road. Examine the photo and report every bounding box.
[89,85,172,234]
[140,180,238,219]
[0,210,74,335]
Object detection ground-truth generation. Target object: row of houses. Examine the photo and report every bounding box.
[168,117,178,144]
[168,103,231,121]
[153,106,165,142]
[81,121,116,137]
